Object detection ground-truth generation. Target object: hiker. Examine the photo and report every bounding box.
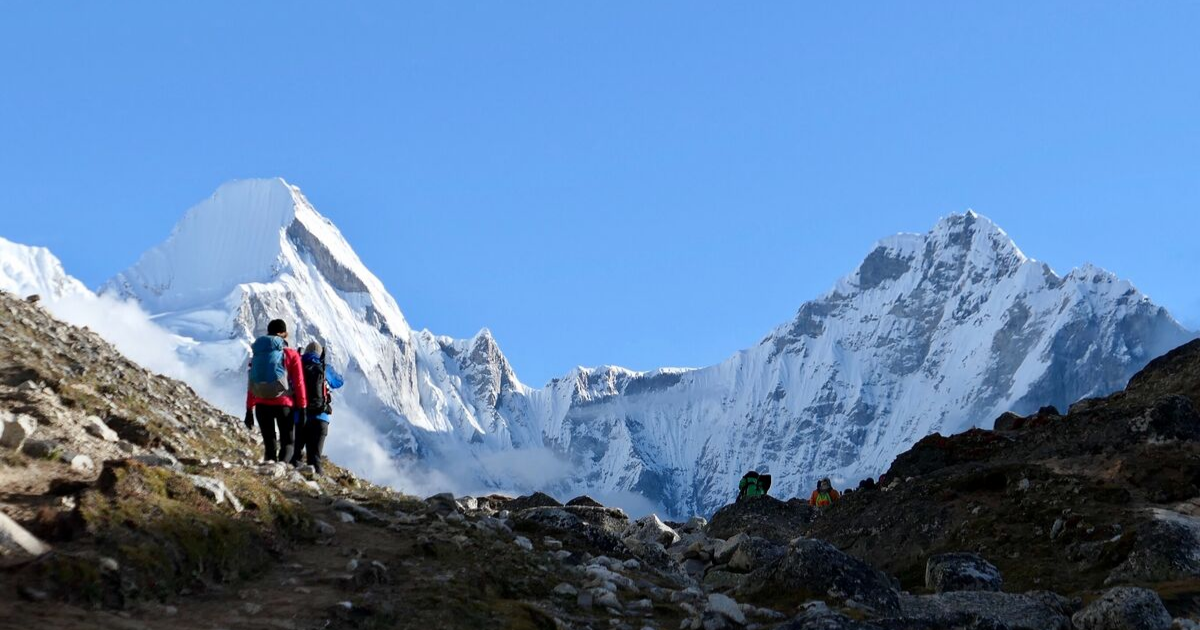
[809,478,840,508]
[245,319,307,463]
[291,341,333,474]
[737,470,772,501]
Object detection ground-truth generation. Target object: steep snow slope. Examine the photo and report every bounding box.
[0,237,91,300]
[102,179,538,485]
[95,181,1195,517]
[531,212,1195,515]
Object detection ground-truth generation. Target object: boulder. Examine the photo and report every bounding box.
[742,538,900,615]
[1071,587,1171,630]
[566,495,605,508]
[504,492,562,511]
[0,511,50,557]
[925,552,1003,593]
[706,593,746,625]
[707,496,815,544]
[778,602,879,629]
[624,514,680,547]
[1107,509,1200,584]
[19,439,61,459]
[0,412,37,449]
[425,492,459,516]
[84,415,119,442]
[897,591,1071,630]
[727,536,786,573]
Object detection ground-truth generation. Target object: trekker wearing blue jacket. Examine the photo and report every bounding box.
[290,341,336,475]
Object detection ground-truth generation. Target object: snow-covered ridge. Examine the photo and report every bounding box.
[6,180,1193,517]
[0,236,91,300]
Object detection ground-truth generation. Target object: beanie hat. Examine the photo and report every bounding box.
[267,319,287,335]
[304,341,323,356]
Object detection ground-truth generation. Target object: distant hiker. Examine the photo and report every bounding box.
[245,319,307,463]
[737,470,772,502]
[291,341,334,474]
[809,478,840,508]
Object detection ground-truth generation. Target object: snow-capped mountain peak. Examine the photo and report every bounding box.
[79,186,1200,517]
[0,236,91,300]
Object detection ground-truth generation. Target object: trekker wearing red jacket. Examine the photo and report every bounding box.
[245,319,307,463]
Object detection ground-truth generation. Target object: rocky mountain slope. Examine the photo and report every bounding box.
[92,179,1194,517]
[5,268,1200,630]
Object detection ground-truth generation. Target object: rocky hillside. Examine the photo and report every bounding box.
[4,287,1200,630]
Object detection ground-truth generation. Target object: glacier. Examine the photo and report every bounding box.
[4,178,1193,517]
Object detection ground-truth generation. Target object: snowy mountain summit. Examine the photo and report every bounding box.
[95,180,1192,516]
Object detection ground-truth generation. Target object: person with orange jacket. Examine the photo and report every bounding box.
[809,478,840,508]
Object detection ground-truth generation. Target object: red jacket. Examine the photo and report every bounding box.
[246,347,307,410]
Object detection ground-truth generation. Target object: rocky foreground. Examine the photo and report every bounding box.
[2,290,1200,630]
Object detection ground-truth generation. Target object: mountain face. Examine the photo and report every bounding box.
[0,237,91,300]
[89,180,1193,517]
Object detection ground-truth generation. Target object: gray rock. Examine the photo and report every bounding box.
[553,582,578,597]
[714,533,748,565]
[707,593,746,625]
[332,498,382,523]
[743,538,900,615]
[0,412,37,449]
[727,536,785,573]
[0,511,50,557]
[897,591,1071,630]
[19,439,61,459]
[625,514,681,547]
[1071,587,1171,630]
[314,520,337,537]
[84,415,119,442]
[707,496,815,544]
[1108,509,1200,584]
[925,552,1003,593]
[425,492,459,515]
[66,452,94,473]
[187,474,243,512]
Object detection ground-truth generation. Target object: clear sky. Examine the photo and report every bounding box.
[2,3,1198,386]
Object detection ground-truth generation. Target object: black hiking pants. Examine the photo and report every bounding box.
[255,405,293,463]
[304,419,328,474]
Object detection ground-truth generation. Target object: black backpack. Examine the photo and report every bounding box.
[302,352,330,414]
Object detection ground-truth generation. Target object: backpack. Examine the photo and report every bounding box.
[738,471,772,501]
[302,352,330,414]
[249,335,290,399]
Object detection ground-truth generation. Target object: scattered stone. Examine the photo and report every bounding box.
[242,602,263,616]
[19,439,61,459]
[0,412,37,449]
[99,556,120,572]
[84,415,119,442]
[0,511,50,557]
[1072,587,1171,630]
[625,514,681,547]
[336,511,356,524]
[707,593,747,625]
[543,537,563,550]
[514,536,533,551]
[553,583,579,597]
[314,520,337,537]
[187,474,244,512]
[66,452,94,473]
[332,498,382,523]
[925,552,1003,593]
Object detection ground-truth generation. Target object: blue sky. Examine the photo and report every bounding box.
[2,3,1198,386]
